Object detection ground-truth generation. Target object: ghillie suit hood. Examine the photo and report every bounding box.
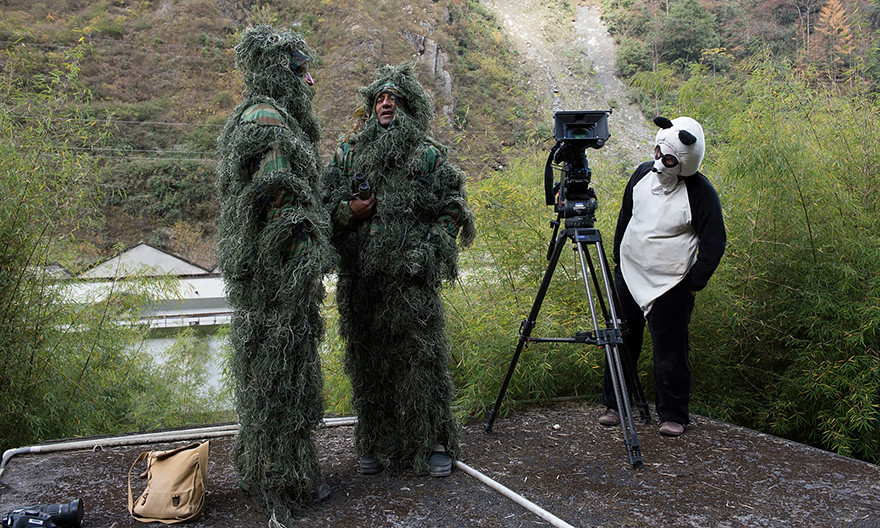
[235,24,320,146]
[323,62,475,474]
[327,61,475,279]
[334,61,437,189]
[357,61,434,137]
[215,25,334,524]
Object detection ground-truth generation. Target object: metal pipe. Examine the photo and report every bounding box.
[0,418,358,479]
[455,460,576,528]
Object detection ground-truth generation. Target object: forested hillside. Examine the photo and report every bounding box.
[600,0,880,111]
[2,0,877,265]
[1,0,543,267]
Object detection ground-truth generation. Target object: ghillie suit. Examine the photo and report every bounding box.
[215,25,335,521]
[324,62,476,474]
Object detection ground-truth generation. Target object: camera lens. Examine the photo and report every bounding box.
[54,499,83,527]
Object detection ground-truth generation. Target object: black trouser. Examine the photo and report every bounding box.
[602,272,695,425]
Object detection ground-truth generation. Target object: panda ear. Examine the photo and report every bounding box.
[653,116,673,129]
[679,130,697,145]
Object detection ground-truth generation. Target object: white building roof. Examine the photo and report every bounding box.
[67,242,229,328]
[78,242,210,279]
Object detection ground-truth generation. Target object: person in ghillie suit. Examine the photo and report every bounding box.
[323,62,476,477]
[214,25,335,522]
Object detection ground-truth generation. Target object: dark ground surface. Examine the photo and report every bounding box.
[1,401,879,527]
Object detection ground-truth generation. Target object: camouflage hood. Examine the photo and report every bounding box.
[357,61,433,137]
[235,25,319,144]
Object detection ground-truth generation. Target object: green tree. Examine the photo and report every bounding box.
[616,37,652,77]
[654,55,880,463]
[0,42,201,451]
[655,0,721,68]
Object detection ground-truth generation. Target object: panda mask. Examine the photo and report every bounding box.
[651,116,705,193]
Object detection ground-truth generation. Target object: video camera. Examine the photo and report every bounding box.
[544,110,611,227]
[2,499,83,528]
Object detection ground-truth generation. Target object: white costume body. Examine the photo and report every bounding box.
[620,116,706,315]
[620,170,698,315]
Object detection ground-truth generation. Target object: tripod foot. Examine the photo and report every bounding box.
[483,409,498,433]
[636,402,652,425]
[628,444,644,468]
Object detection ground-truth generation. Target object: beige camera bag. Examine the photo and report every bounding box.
[127,441,209,524]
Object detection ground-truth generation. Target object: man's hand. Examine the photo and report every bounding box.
[349,194,376,220]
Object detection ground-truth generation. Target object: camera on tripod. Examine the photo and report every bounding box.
[2,499,83,528]
[544,110,611,227]
[485,109,646,466]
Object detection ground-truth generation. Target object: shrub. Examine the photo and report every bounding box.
[0,42,221,451]
[616,37,651,78]
[446,151,627,419]
[661,57,880,463]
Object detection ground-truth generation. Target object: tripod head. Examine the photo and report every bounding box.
[544,110,611,228]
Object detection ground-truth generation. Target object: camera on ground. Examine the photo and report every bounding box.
[2,499,84,528]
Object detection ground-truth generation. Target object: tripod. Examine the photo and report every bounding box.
[483,212,650,468]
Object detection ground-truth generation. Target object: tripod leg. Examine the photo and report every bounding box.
[605,342,643,467]
[592,240,651,425]
[483,325,530,433]
[484,231,567,433]
[574,234,643,468]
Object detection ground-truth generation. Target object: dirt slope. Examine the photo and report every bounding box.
[480,0,653,165]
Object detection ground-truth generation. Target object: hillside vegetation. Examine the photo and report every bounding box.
[0,0,544,266]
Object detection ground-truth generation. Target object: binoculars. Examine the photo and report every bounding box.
[353,172,371,200]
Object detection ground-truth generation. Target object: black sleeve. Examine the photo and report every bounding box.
[613,162,653,265]
[684,172,726,291]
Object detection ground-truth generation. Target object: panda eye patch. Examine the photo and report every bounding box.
[654,146,679,168]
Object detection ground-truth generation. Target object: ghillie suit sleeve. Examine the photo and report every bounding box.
[322,62,475,475]
[214,25,334,523]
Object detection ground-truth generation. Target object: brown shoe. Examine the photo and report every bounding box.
[598,408,620,426]
[659,421,684,437]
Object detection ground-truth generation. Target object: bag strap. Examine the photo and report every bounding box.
[127,451,151,518]
[191,441,209,488]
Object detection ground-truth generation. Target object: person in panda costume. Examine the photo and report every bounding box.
[598,116,726,437]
